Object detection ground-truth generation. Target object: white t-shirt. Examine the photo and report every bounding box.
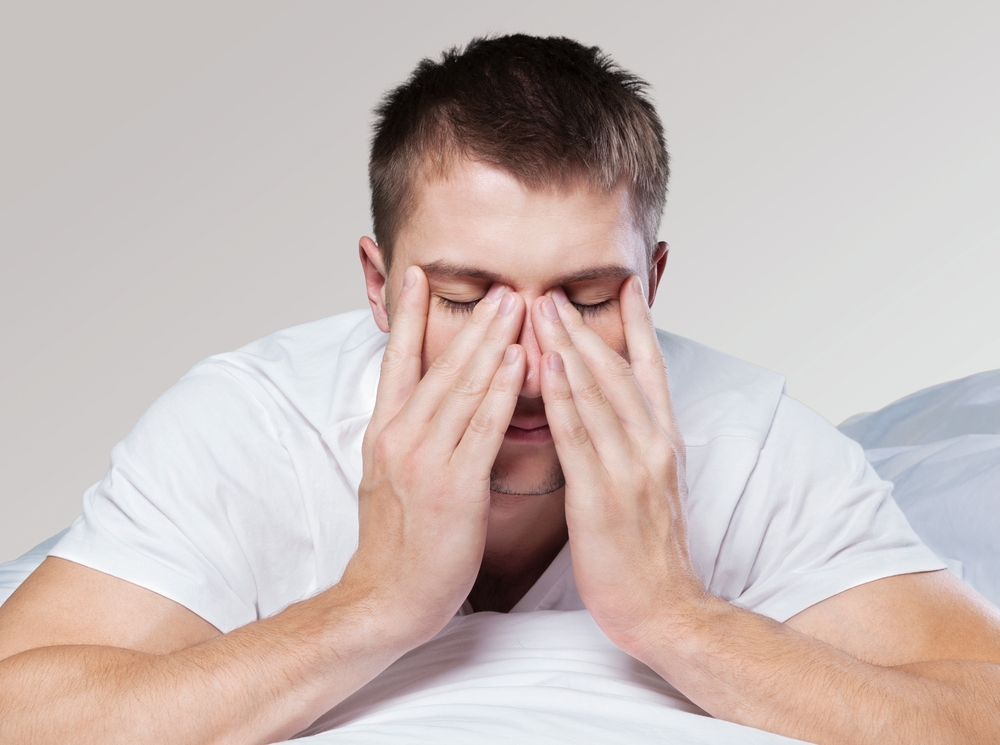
[49,309,943,634]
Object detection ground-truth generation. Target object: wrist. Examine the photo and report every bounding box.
[618,585,730,670]
[325,567,457,657]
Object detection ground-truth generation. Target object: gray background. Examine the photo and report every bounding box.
[2,0,999,563]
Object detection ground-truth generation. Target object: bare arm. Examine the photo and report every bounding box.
[532,276,1000,744]
[0,556,412,745]
[0,267,528,744]
[636,570,1000,744]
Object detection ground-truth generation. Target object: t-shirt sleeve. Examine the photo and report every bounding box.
[725,395,946,623]
[48,361,309,633]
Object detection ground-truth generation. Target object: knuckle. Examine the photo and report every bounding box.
[380,344,409,373]
[564,419,591,448]
[549,334,575,355]
[548,382,574,402]
[650,440,680,477]
[649,446,670,473]
[636,350,668,375]
[372,429,397,462]
[467,408,500,438]
[428,351,463,379]
[576,379,608,407]
[488,367,515,395]
[449,370,487,399]
[601,353,634,380]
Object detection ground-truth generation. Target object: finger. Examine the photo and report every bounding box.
[394,282,513,428]
[370,265,429,433]
[619,276,688,495]
[539,351,605,496]
[531,295,631,461]
[546,287,662,441]
[428,292,526,449]
[619,275,680,438]
[452,344,527,479]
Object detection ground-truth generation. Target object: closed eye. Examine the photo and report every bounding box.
[572,299,614,317]
[437,296,482,315]
[439,296,612,317]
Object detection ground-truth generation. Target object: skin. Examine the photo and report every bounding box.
[358,162,664,613]
[0,158,999,744]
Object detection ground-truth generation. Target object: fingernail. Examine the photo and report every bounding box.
[632,276,644,296]
[548,352,564,372]
[541,296,560,320]
[486,283,506,301]
[498,292,516,316]
[550,287,570,306]
[503,345,519,365]
[403,267,416,289]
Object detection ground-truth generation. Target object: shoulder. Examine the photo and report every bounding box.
[656,329,866,471]
[656,330,786,447]
[207,309,384,406]
[50,312,386,630]
[656,332,941,613]
[761,394,871,482]
[226,308,385,370]
[720,393,945,620]
[94,308,387,528]
[155,309,387,434]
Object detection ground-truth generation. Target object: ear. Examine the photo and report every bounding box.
[646,241,669,307]
[359,236,391,332]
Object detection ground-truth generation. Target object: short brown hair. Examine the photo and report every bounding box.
[369,34,670,272]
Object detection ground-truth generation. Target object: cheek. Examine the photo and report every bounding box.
[420,312,467,375]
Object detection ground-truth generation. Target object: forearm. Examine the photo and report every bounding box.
[0,583,416,745]
[635,596,1000,744]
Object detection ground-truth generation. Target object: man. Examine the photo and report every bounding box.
[1,34,999,744]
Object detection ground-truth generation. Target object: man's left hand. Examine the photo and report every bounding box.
[532,276,705,654]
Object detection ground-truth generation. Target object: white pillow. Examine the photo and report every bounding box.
[839,370,1000,607]
[839,369,1000,447]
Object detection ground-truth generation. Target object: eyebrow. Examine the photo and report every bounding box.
[420,260,634,287]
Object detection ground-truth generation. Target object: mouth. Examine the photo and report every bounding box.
[504,416,552,443]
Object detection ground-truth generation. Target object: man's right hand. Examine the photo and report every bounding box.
[342,266,526,643]
[0,266,526,745]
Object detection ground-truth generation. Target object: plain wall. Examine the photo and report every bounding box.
[2,0,999,563]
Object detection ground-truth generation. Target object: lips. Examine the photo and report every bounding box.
[508,415,548,431]
[504,411,552,443]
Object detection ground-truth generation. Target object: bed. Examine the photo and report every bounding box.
[2,370,997,744]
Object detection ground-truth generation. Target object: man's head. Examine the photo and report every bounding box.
[360,34,670,503]
[369,34,669,271]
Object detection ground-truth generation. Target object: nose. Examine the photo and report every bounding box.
[516,298,543,399]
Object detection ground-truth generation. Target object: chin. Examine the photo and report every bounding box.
[489,443,565,497]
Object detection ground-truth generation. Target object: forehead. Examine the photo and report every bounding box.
[393,159,646,289]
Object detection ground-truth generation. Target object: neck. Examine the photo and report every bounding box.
[466,488,568,613]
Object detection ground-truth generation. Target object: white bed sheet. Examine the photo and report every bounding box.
[292,610,805,744]
[0,537,805,743]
